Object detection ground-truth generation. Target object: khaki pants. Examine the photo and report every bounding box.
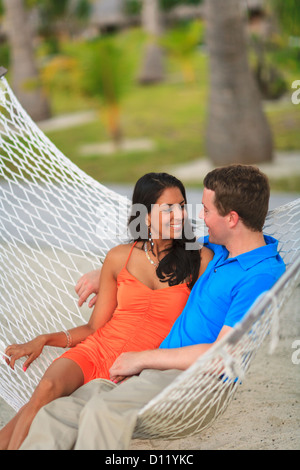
[20,369,181,450]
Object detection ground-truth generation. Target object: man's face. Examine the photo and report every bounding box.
[200,188,229,245]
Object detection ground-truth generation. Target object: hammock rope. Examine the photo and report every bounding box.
[0,69,130,410]
[0,69,299,440]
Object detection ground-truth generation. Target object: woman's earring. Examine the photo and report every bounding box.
[148,228,154,253]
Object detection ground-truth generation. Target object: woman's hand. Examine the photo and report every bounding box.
[4,336,46,371]
[75,269,101,308]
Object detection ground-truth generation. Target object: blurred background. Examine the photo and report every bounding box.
[1,0,300,194]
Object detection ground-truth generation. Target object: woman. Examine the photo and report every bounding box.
[0,172,213,450]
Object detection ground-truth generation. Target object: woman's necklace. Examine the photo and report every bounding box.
[144,241,159,268]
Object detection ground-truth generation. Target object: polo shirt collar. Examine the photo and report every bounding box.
[223,235,279,271]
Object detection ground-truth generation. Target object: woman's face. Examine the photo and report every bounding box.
[147,187,187,241]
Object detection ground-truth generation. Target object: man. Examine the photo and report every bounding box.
[20,165,285,450]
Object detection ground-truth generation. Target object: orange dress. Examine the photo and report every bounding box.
[60,243,190,384]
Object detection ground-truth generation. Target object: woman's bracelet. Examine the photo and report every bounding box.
[63,330,72,348]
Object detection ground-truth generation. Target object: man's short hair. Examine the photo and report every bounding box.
[203,164,270,232]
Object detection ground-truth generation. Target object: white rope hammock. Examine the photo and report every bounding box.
[0,68,299,441]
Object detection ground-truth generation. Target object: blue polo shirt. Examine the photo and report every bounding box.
[160,235,285,349]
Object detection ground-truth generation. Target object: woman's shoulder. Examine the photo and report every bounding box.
[103,243,139,278]
[200,245,214,262]
[106,243,129,259]
[105,242,142,265]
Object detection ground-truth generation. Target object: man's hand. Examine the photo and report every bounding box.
[75,269,101,307]
[109,351,147,383]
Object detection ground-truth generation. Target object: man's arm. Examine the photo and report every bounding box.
[109,325,232,382]
[75,269,101,307]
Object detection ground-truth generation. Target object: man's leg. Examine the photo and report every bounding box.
[74,369,181,450]
[20,379,116,450]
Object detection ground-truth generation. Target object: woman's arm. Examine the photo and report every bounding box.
[44,247,119,345]
[5,246,123,371]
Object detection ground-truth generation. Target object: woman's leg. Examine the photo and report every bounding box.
[1,358,84,450]
[20,380,116,450]
[0,408,25,450]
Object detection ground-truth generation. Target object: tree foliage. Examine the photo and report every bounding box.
[45,35,135,143]
[160,20,204,82]
[124,0,203,15]
[271,0,300,36]
[25,0,69,14]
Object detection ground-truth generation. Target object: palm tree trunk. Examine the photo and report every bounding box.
[205,0,273,165]
[138,0,165,84]
[3,0,50,121]
[104,103,122,148]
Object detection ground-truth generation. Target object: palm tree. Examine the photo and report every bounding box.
[80,36,133,147]
[3,0,50,121]
[205,0,273,165]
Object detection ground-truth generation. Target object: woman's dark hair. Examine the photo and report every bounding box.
[128,172,200,289]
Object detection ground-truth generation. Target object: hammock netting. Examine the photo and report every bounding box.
[0,69,299,440]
